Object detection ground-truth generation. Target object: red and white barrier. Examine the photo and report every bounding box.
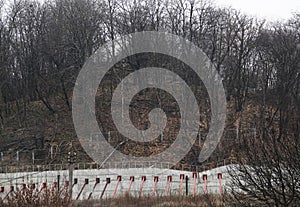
[112,176,121,198]
[100,177,110,199]
[76,178,89,200]
[202,174,208,194]
[127,176,134,193]
[179,174,184,195]
[218,173,223,195]
[37,182,47,195]
[88,178,100,200]
[73,178,78,188]
[139,176,146,197]
[152,176,158,197]
[0,167,228,201]
[193,172,198,196]
[2,186,14,201]
[165,175,172,196]
[50,182,57,193]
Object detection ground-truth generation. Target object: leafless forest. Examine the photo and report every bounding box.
[0,0,299,206]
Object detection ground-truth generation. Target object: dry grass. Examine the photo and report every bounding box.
[74,193,224,207]
[0,185,71,207]
[0,187,225,207]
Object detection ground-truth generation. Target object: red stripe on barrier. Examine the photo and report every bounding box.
[21,184,27,190]
[76,178,89,200]
[38,182,47,195]
[100,178,110,199]
[65,181,69,187]
[202,174,208,194]
[127,176,134,193]
[88,178,100,200]
[179,174,184,195]
[58,181,69,197]
[3,186,14,201]
[152,176,159,197]
[218,173,223,194]
[73,178,78,187]
[112,176,121,198]
[139,176,146,197]
[165,176,172,196]
[193,172,197,196]
[51,182,57,192]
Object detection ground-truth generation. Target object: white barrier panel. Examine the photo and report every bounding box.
[0,166,232,200]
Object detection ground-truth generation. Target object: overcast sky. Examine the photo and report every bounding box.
[213,0,300,21]
[2,0,300,22]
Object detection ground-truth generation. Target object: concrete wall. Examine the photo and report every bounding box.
[0,166,232,200]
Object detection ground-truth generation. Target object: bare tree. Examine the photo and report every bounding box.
[228,22,300,207]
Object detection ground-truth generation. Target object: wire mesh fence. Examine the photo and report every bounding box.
[0,128,255,173]
[0,157,237,174]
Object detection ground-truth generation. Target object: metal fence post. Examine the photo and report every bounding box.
[185,175,189,196]
[16,151,19,162]
[32,151,35,165]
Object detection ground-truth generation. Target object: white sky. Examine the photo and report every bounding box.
[213,0,300,21]
[2,0,300,22]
